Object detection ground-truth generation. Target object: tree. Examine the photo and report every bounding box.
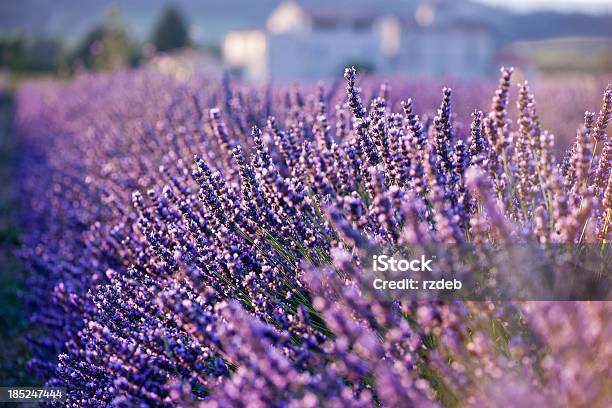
[70,7,134,71]
[151,7,190,53]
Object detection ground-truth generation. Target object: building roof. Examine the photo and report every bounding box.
[267,1,382,33]
[267,0,495,35]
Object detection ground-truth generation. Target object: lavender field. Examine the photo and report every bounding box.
[11,65,612,407]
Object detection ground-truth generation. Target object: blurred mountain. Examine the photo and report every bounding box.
[1,0,611,46]
[496,11,612,41]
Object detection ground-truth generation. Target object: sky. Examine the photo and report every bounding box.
[475,0,612,13]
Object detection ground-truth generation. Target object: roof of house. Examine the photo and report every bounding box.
[267,0,495,34]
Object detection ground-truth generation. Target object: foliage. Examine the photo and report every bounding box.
[151,6,190,53]
[0,34,62,73]
[69,8,137,72]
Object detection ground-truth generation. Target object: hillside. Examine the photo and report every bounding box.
[1,0,611,46]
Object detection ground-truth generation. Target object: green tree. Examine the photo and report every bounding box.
[70,7,134,72]
[151,6,190,53]
[0,34,62,73]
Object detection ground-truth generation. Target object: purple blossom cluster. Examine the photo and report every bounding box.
[15,67,612,407]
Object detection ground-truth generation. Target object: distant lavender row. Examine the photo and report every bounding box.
[16,67,611,407]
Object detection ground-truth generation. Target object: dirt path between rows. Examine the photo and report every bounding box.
[0,89,39,387]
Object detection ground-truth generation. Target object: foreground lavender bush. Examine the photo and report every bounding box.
[16,67,611,407]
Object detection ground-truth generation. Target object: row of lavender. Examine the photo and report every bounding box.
[16,67,611,407]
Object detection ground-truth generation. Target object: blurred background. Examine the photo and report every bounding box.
[0,0,610,84]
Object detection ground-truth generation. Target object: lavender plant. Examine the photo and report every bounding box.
[15,67,611,407]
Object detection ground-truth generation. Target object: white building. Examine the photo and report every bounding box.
[395,19,495,80]
[223,0,496,82]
